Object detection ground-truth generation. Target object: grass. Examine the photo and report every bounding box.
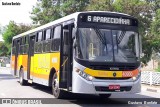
[155,66,160,72]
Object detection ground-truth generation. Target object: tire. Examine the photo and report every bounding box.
[99,94,111,99]
[19,68,27,86]
[52,73,66,99]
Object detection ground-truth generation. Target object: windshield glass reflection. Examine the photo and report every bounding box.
[76,28,139,63]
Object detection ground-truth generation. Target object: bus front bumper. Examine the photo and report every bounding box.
[72,72,141,94]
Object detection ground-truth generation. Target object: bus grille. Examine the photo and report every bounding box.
[94,77,131,80]
[89,65,136,71]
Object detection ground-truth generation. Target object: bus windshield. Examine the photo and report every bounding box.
[76,28,140,63]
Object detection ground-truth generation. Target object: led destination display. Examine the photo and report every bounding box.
[87,16,130,25]
[79,14,138,26]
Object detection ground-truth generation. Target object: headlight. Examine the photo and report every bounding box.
[75,68,93,81]
[132,68,141,81]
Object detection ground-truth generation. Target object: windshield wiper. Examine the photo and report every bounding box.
[93,28,106,45]
[118,31,126,44]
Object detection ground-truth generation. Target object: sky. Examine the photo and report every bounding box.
[0,0,37,41]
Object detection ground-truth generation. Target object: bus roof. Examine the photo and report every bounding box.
[13,11,133,40]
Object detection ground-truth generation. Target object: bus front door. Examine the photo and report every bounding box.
[59,26,73,91]
[14,40,20,76]
[27,36,35,80]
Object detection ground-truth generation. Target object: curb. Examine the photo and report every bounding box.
[142,85,160,93]
[146,88,157,93]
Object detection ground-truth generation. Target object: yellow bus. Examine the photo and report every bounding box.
[11,11,142,98]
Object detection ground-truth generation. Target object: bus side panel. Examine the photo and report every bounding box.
[32,53,50,86]
[22,55,28,71]
[50,52,60,81]
[36,53,50,79]
[33,54,40,80]
[31,52,60,86]
[15,55,19,76]
[11,55,15,75]
[17,55,23,75]
[22,55,28,80]
[41,53,50,80]
[30,56,34,79]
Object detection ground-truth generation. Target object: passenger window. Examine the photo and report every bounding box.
[42,29,51,52]
[26,36,28,44]
[24,36,26,44]
[12,40,16,55]
[46,29,51,40]
[51,25,61,51]
[12,40,15,47]
[54,26,61,39]
[20,38,23,45]
[38,32,42,42]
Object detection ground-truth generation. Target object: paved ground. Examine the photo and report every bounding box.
[0,67,160,107]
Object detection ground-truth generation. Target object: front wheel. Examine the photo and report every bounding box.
[19,68,27,86]
[52,73,66,99]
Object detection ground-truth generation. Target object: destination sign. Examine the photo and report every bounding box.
[87,15,131,25]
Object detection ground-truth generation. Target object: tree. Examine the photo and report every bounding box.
[61,0,89,16]
[0,41,8,56]
[151,0,160,42]
[149,0,160,64]
[0,24,2,34]
[30,0,61,25]
[2,21,32,55]
[0,24,3,42]
[86,0,114,11]
[30,0,89,25]
[151,9,160,51]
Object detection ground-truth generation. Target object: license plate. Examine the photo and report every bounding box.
[109,85,120,90]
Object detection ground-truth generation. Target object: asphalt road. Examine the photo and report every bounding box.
[0,67,160,107]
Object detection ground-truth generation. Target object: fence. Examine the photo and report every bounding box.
[141,71,160,85]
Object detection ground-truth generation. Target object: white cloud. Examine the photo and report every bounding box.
[0,0,37,26]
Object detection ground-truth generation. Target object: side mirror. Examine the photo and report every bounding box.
[73,39,77,48]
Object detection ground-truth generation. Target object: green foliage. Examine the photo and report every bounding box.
[0,41,8,56]
[61,0,89,16]
[151,0,160,37]
[0,24,2,34]
[3,21,19,46]
[153,0,160,11]
[2,21,32,55]
[155,66,160,72]
[30,0,89,25]
[150,0,160,62]
[86,0,114,11]
[30,0,61,25]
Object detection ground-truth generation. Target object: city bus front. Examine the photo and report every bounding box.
[72,12,141,96]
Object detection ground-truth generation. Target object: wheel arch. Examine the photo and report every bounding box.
[49,67,57,86]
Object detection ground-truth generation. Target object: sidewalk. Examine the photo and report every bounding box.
[0,67,11,74]
[141,84,160,93]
